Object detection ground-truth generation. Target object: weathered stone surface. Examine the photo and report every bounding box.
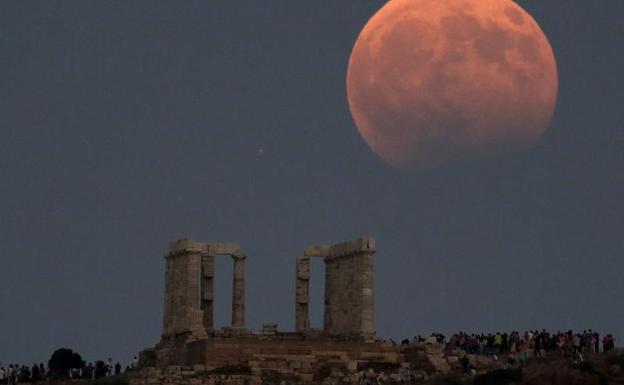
[297,237,377,339]
[152,235,386,384]
[304,244,331,257]
[161,238,247,341]
[296,256,311,333]
[231,254,246,329]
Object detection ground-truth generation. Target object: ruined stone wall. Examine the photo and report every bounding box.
[201,254,215,331]
[163,239,205,339]
[304,237,376,339]
[135,337,402,385]
[129,367,250,385]
[324,250,374,338]
[162,239,244,341]
[195,337,399,381]
[295,256,310,333]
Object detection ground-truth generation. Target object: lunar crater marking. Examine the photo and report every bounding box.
[505,6,525,25]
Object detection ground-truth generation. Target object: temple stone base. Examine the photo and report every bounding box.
[133,334,401,385]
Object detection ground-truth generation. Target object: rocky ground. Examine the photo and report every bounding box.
[426,350,624,385]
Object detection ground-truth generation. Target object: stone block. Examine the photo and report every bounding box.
[304,244,331,257]
[327,237,375,258]
[169,238,204,254]
[206,242,240,255]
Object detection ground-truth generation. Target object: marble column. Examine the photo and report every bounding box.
[186,252,206,338]
[323,257,335,333]
[231,254,246,328]
[162,254,173,337]
[201,254,215,331]
[295,256,310,333]
[359,251,375,338]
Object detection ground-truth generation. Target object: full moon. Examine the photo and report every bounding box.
[347,0,558,169]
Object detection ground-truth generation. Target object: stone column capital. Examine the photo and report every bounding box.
[232,254,247,261]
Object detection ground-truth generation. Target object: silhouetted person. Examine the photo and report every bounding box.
[31,364,40,383]
[114,362,121,376]
[461,355,470,373]
[21,366,30,383]
[94,361,106,379]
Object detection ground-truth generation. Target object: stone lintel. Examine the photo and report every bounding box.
[167,239,242,256]
[304,244,331,257]
[207,242,241,256]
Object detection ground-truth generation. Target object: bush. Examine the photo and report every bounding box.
[84,377,129,385]
[607,352,624,367]
[572,361,596,374]
[48,348,85,378]
[474,368,522,385]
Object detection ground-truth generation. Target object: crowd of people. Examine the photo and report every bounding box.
[0,357,137,384]
[404,329,616,358]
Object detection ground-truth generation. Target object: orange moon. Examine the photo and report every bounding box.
[347,0,558,169]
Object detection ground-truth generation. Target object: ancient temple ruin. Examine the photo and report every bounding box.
[132,235,544,385]
[160,236,376,344]
[146,236,392,370]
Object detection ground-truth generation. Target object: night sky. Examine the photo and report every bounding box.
[1,1,622,365]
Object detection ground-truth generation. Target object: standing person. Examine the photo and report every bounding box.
[518,349,526,368]
[493,333,503,355]
[96,361,107,379]
[10,365,17,385]
[534,334,542,358]
[107,358,113,377]
[13,366,20,385]
[605,335,616,352]
[461,355,470,374]
[31,363,40,383]
[573,334,581,355]
[114,362,121,376]
[22,365,30,383]
[0,365,6,385]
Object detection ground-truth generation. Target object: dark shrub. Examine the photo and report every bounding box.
[573,361,596,374]
[474,368,522,385]
[85,377,129,385]
[48,348,85,378]
[607,352,624,367]
[94,360,107,378]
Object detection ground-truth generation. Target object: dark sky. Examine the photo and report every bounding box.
[1,1,622,365]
